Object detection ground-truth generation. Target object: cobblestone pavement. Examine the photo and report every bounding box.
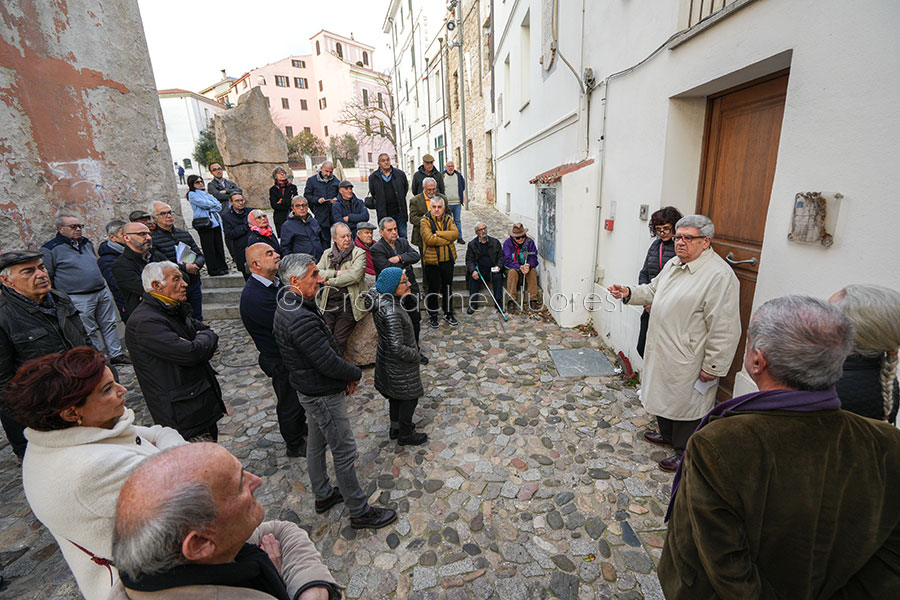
[0,203,672,599]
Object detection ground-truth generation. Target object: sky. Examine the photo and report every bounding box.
[137,0,393,92]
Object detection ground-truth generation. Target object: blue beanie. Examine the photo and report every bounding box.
[376,267,404,293]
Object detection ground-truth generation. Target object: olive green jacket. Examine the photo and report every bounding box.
[659,409,900,599]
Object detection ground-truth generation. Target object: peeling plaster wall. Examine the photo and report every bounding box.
[0,0,179,252]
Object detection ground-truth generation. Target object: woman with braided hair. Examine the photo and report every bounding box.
[830,284,900,423]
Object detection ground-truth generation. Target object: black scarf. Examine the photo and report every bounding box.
[120,543,289,600]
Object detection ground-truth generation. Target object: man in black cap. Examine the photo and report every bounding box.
[129,209,154,231]
[0,250,93,458]
[331,180,370,239]
[411,154,445,196]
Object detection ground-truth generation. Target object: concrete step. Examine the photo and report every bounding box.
[411,262,469,278]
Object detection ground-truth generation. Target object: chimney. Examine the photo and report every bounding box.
[220,69,226,79]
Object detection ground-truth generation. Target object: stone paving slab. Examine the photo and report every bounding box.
[0,203,673,599]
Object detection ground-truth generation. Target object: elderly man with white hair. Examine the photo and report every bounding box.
[609,214,740,472]
[149,200,206,321]
[125,261,225,442]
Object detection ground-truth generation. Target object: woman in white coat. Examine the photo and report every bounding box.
[609,214,741,473]
[4,346,186,600]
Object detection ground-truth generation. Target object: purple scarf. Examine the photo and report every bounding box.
[665,387,840,521]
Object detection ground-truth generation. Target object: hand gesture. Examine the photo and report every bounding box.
[607,284,629,299]
[185,263,200,275]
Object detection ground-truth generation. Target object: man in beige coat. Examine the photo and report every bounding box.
[609,214,740,472]
[109,443,340,599]
[317,222,368,354]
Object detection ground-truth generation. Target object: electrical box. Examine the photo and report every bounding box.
[639,204,649,220]
[604,219,614,231]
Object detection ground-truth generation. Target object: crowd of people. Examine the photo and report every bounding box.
[0,160,898,598]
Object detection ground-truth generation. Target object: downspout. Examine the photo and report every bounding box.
[388,17,403,166]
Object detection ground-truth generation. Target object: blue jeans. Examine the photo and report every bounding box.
[396,219,408,239]
[186,280,203,321]
[297,390,369,517]
[448,203,463,240]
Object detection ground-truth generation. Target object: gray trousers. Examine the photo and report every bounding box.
[70,288,123,357]
[297,390,369,517]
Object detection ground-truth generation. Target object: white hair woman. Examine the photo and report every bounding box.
[830,284,900,422]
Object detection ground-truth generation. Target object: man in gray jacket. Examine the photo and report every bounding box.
[41,214,130,364]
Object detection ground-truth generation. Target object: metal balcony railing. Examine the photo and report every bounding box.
[687,0,740,27]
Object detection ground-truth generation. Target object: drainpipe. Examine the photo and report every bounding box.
[456,0,469,208]
[388,17,403,166]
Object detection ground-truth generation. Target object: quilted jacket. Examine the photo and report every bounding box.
[365,288,423,401]
[273,293,361,396]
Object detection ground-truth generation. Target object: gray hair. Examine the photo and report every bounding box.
[141,261,180,292]
[148,201,169,216]
[429,196,445,206]
[331,221,351,237]
[474,222,486,233]
[271,166,287,179]
[55,213,77,228]
[377,153,390,161]
[378,216,396,230]
[675,214,714,238]
[321,161,333,169]
[106,220,126,236]
[831,284,900,416]
[748,295,854,391]
[422,177,437,189]
[112,481,217,579]
[279,253,315,282]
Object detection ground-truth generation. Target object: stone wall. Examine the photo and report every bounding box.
[0,0,181,252]
[446,0,496,213]
[215,87,291,209]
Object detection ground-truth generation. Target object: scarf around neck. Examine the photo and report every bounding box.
[120,543,289,600]
[329,243,354,268]
[274,179,289,191]
[251,224,274,238]
[317,171,333,184]
[666,387,841,521]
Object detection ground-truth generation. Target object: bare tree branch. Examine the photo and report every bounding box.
[337,71,396,151]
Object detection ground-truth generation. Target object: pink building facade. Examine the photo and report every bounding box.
[214,31,394,174]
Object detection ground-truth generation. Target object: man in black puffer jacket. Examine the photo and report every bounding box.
[125,261,224,441]
[273,253,397,531]
[0,250,93,458]
[365,267,427,446]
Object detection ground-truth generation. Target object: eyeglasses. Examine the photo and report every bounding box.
[654,225,674,234]
[514,235,525,240]
[673,234,704,242]
[157,210,174,216]
[64,224,84,229]
[475,227,487,232]
[210,167,223,172]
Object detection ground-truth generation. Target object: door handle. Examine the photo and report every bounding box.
[725,252,757,267]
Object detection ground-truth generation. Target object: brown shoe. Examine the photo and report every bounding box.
[643,430,672,447]
[658,455,681,473]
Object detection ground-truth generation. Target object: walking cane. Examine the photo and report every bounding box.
[476,265,509,322]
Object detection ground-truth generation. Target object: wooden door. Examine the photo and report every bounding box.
[697,71,789,400]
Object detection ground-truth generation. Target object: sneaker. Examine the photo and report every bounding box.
[314,488,344,513]
[398,431,428,446]
[350,506,398,530]
[419,353,429,365]
[466,306,475,315]
[110,354,132,365]
[429,315,440,329]
[444,313,458,326]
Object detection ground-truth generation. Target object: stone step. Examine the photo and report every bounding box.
[204,302,241,320]
[203,286,243,305]
[411,262,469,277]
[201,273,245,289]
